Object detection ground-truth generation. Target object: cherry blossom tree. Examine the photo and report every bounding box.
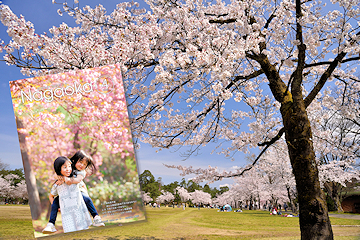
[303,81,360,212]
[0,163,28,204]
[175,186,191,203]
[0,174,28,202]
[1,0,360,238]
[13,180,28,200]
[212,192,228,207]
[212,188,239,208]
[0,175,14,202]
[156,190,175,205]
[190,190,211,206]
[210,145,296,211]
[231,168,265,209]
[141,191,153,204]
[257,144,296,209]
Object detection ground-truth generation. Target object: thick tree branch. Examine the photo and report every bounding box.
[125,59,159,69]
[304,56,360,68]
[209,18,236,24]
[304,30,360,107]
[304,52,347,108]
[291,0,306,94]
[246,53,289,104]
[264,12,276,29]
[232,69,264,83]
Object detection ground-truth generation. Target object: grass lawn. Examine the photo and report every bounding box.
[0,205,360,239]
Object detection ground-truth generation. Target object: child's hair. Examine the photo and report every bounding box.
[70,150,96,174]
[54,156,73,177]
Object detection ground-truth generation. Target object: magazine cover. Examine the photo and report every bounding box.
[9,64,146,238]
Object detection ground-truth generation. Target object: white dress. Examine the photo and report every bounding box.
[51,183,92,233]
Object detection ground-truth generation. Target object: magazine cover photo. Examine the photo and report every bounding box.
[9,64,146,238]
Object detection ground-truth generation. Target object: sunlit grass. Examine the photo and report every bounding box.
[0,205,34,240]
[0,205,360,239]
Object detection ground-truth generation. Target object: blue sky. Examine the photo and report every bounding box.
[0,0,246,188]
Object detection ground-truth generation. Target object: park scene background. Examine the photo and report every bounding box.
[0,0,360,239]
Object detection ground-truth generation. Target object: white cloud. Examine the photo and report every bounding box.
[219,184,230,188]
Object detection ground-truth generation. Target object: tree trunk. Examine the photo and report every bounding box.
[333,194,343,213]
[324,182,344,213]
[286,186,296,213]
[281,100,333,239]
[253,52,334,238]
[249,196,253,210]
[333,195,343,213]
[16,117,41,220]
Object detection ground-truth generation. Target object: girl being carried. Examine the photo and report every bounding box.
[42,151,104,234]
[44,156,92,233]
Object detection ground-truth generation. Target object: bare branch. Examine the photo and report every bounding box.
[258,127,285,146]
[304,56,360,68]
[213,127,285,180]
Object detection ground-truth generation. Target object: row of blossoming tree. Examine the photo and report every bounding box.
[142,187,213,207]
[0,162,28,204]
[1,0,359,239]
[142,138,359,211]
[140,169,228,206]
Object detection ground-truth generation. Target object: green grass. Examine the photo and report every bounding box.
[0,205,360,239]
[0,205,34,240]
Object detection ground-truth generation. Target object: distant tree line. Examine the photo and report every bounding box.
[139,170,229,206]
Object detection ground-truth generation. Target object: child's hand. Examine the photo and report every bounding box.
[56,176,64,185]
[64,176,73,185]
